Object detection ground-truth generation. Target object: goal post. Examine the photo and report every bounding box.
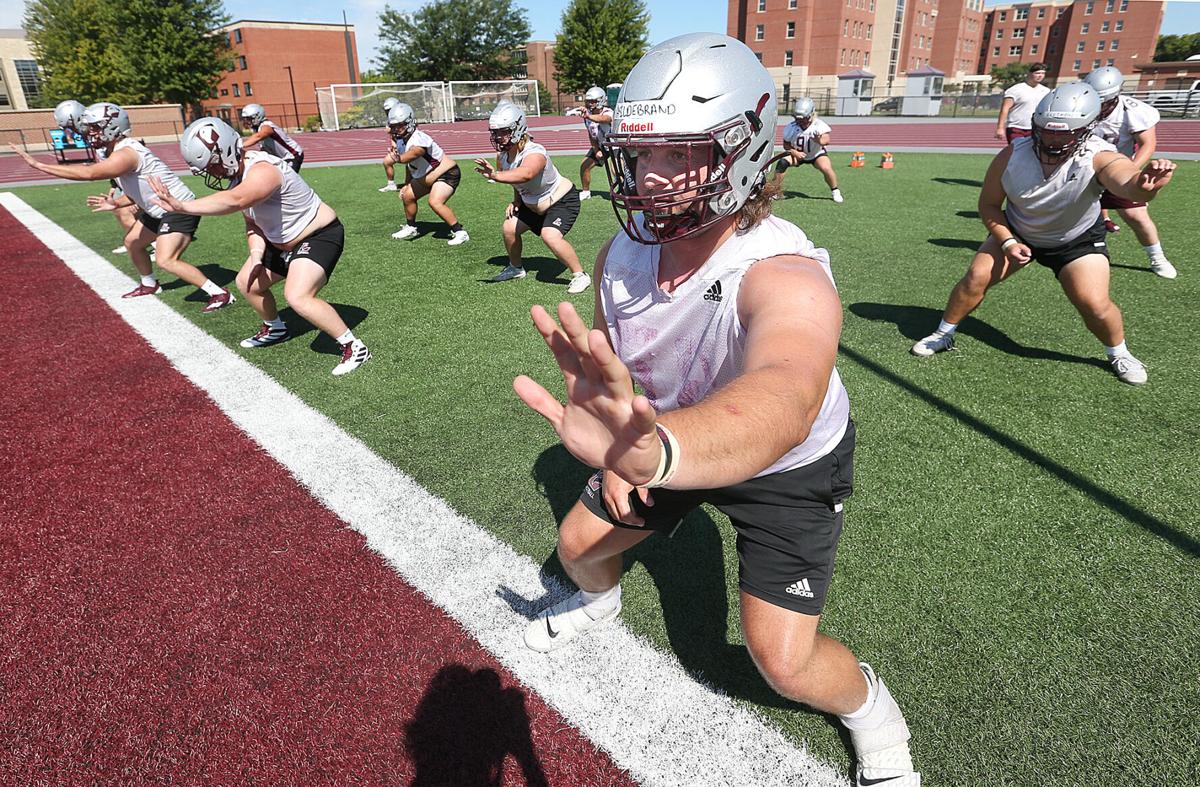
[447,80,540,121]
[314,82,452,131]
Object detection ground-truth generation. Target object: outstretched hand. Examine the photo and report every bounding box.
[148,175,185,213]
[86,193,119,213]
[513,302,662,486]
[474,158,496,180]
[1137,159,1175,194]
[9,144,41,170]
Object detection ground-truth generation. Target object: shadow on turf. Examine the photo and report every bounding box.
[931,177,984,187]
[927,238,981,251]
[253,303,370,355]
[405,664,549,786]
[497,445,856,754]
[782,190,838,202]
[481,254,573,286]
[171,263,237,297]
[955,210,981,220]
[850,302,1106,368]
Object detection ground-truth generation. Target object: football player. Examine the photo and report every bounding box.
[157,118,371,376]
[385,102,469,246]
[771,97,843,203]
[912,84,1174,385]
[1084,66,1175,278]
[474,103,590,293]
[572,86,613,200]
[11,102,234,311]
[379,96,403,191]
[240,103,305,172]
[514,33,919,787]
[996,62,1050,144]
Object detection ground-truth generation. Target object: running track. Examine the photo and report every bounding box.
[0,202,637,784]
[4,114,1199,185]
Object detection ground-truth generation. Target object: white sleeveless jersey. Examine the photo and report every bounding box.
[500,141,561,205]
[397,129,444,179]
[1003,82,1051,129]
[113,138,194,218]
[583,109,613,146]
[601,215,850,477]
[1002,135,1116,247]
[783,118,831,161]
[259,120,303,162]
[236,150,321,245]
[1093,96,1159,158]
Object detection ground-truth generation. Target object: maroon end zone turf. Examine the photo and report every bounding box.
[0,205,636,785]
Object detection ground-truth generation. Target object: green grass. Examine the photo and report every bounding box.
[14,153,1200,785]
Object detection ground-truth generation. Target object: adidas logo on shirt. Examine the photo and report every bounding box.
[785,578,815,598]
[703,280,723,303]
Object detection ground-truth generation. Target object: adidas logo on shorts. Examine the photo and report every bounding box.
[785,578,815,598]
[703,280,723,303]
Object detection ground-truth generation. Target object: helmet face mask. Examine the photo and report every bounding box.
[79,103,131,149]
[488,103,527,152]
[1099,96,1120,120]
[180,118,242,190]
[584,86,606,112]
[1031,83,1100,164]
[239,103,266,130]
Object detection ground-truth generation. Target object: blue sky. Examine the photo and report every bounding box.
[2,0,1197,72]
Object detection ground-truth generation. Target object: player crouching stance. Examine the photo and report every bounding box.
[240,103,305,173]
[911,84,1174,385]
[474,104,591,293]
[515,34,919,787]
[155,118,371,376]
[11,102,234,311]
[385,102,469,245]
[379,97,402,191]
[573,86,613,200]
[771,97,843,203]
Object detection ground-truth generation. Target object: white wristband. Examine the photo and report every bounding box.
[1001,237,1019,251]
[645,424,681,489]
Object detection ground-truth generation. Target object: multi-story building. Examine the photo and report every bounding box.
[0,29,43,111]
[978,0,1164,81]
[199,20,359,129]
[930,0,986,79]
[515,41,578,113]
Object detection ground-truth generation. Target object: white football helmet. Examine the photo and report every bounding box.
[383,97,400,112]
[180,117,243,190]
[488,102,528,151]
[584,86,606,111]
[54,99,86,131]
[1084,66,1124,119]
[240,103,266,129]
[79,102,131,148]
[1032,83,1101,161]
[604,33,778,244]
[793,96,816,124]
[387,102,417,139]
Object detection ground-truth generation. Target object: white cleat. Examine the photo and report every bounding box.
[567,271,591,294]
[579,190,591,200]
[493,265,527,282]
[332,340,371,376]
[846,664,921,787]
[1110,353,1148,385]
[832,189,844,204]
[911,331,954,357]
[524,591,622,653]
[1149,256,1177,279]
[378,183,398,192]
[112,245,127,254]
[391,225,419,240]
[447,229,470,246]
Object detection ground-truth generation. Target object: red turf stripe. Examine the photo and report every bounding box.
[0,205,636,785]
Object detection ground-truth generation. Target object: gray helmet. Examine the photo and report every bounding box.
[240,103,266,128]
[1084,66,1124,101]
[488,102,528,151]
[605,33,778,244]
[54,99,86,131]
[584,86,606,109]
[387,102,417,139]
[383,96,400,112]
[180,117,242,190]
[79,102,131,148]
[1032,83,1101,159]
[792,96,815,121]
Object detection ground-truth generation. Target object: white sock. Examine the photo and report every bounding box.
[386,180,395,187]
[832,188,842,196]
[336,329,356,346]
[200,279,224,296]
[1143,243,1163,259]
[1106,341,1128,359]
[579,585,621,616]
[571,271,588,279]
[840,667,883,729]
[937,319,959,335]
[141,274,158,287]
[266,317,286,330]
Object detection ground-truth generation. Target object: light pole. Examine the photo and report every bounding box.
[283,65,300,129]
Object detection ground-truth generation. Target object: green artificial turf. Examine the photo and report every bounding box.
[14,151,1199,785]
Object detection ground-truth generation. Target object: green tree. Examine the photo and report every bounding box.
[1154,33,1200,62]
[25,0,231,108]
[375,0,530,81]
[553,0,649,94]
[990,62,1035,89]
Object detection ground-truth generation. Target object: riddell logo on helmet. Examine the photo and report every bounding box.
[616,103,677,118]
[620,121,654,133]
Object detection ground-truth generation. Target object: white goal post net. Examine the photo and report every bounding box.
[315,82,452,131]
[447,80,540,121]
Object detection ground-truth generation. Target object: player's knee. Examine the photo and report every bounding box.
[745,633,818,699]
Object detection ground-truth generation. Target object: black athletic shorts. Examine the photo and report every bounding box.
[1015,215,1109,278]
[435,165,461,191]
[263,218,344,279]
[775,150,827,173]
[289,153,304,173]
[137,210,200,238]
[580,420,856,616]
[515,188,581,237]
[584,146,604,164]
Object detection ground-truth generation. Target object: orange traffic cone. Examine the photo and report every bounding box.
[880,152,895,169]
[850,151,865,168]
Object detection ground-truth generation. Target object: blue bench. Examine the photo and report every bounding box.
[50,128,95,163]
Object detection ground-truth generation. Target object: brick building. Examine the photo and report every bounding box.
[200,20,360,130]
[515,41,580,113]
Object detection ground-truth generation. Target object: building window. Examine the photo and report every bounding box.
[996,29,1004,39]
[1034,26,1041,36]
[1115,20,1124,31]
[755,24,764,40]
[1085,1,1093,14]
[1009,45,1023,56]
[1048,43,1057,54]
[1081,23,1089,34]
[1110,39,1118,50]
[1031,43,1039,54]
[1097,40,1105,51]
[867,24,872,39]
[1037,7,1045,18]
[1101,21,1109,32]
[1093,59,1101,68]
[870,0,874,10]
[755,51,763,62]
[233,28,242,43]
[840,49,846,65]
[785,50,793,66]
[13,60,42,104]
[787,21,795,38]
[1105,0,1114,11]
[999,10,1006,21]
[1077,41,1085,52]
[864,51,870,66]
[994,46,1000,56]
[1057,8,1065,17]
[244,82,252,96]
[1013,28,1024,38]
[757,0,766,10]
[220,88,229,96]
[232,83,240,97]
[789,0,797,7]
[1015,7,1028,20]
[238,55,247,70]
[1108,58,1115,66]
[1119,0,1128,10]
[1074,59,1081,70]
[844,20,849,36]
